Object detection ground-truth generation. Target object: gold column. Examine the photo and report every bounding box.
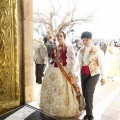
[0,0,20,114]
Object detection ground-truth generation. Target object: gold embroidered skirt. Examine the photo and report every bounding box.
[40,64,80,117]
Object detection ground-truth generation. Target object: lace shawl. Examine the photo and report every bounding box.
[66,44,75,73]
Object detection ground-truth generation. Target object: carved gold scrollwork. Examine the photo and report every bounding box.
[0,0,20,114]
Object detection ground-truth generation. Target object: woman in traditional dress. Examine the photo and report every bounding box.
[40,31,80,117]
[105,41,120,81]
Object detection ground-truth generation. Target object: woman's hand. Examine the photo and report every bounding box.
[101,79,105,85]
[75,77,79,82]
[68,72,73,79]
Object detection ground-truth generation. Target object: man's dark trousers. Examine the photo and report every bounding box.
[81,73,100,116]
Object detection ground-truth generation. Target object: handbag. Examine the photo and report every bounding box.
[73,76,86,111]
[79,95,86,110]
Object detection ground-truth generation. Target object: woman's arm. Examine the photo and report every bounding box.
[66,45,75,74]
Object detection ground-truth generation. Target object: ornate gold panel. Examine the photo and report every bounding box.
[0,0,20,114]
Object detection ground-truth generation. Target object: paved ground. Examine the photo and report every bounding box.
[30,67,120,120]
[92,78,120,120]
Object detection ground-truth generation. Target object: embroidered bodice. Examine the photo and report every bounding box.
[52,43,67,67]
[51,43,75,73]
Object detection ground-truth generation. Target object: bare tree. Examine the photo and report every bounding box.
[33,0,95,39]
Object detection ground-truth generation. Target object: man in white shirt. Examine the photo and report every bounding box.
[75,31,106,120]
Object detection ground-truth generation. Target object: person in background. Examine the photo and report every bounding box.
[105,41,120,81]
[101,42,107,54]
[33,35,48,84]
[75,31,106,120]
[40,31,80,117]
[45,35,54,62]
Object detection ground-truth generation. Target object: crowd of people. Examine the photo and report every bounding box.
[33,31,120,120]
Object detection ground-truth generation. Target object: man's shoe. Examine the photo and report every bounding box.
[88,116,94,120]
[83,115,89,120]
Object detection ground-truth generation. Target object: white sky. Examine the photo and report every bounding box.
[77,0,120,40]
[33,0,120,40]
